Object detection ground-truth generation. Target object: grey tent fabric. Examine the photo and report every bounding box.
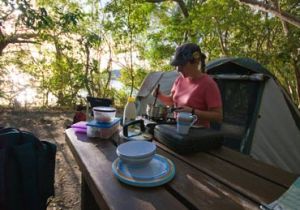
[136,71,179,115]
[137,72,164,98]
[251,79,300,173]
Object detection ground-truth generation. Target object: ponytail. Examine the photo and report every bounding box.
[200,53,206,72]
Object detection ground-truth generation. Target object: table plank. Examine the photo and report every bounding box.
[155,141,289,204]
[156,148,260,210]
[65,129,188,210]
[208,147,298,188]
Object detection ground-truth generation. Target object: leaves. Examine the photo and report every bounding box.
[0,0,299,107]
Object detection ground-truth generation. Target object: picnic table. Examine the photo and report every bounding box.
[65,128,298,210]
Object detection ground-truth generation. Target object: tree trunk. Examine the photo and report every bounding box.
[292,58,300,106]
[0,43,8,56]
[103,45,113,98]
[213,18,229,56]
[84,42,92,97]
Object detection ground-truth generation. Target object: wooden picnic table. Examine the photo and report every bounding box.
[65,128,298,210]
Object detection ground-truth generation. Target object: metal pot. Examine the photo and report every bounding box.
[146,104,168,120]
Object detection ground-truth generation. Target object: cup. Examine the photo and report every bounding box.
[176,112,198,135]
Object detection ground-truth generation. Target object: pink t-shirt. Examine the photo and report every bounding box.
[171,74,222,128]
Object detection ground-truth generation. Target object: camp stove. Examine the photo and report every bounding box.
[142,114,176,124]
[140,114,176,136]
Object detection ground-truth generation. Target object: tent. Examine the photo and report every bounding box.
[136,57,300,174]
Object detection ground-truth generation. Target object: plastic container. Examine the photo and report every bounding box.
[123,97,137,125]
[93,106,116,122]
[71,121,87,133]
[87,118,120,139]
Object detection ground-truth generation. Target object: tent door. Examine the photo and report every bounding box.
[215,78,263,152]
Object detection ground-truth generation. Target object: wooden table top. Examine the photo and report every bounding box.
[65,128,298,210]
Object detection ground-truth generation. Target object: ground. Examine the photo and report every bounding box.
[1,109,81,210]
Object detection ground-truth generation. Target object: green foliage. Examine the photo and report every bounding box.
[17,0,53,30]
[1,0,299,108]
[119,67,147,92]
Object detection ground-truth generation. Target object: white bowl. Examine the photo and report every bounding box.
[119,155,154,167]
[116,141,156,160]
[93,106,116,122]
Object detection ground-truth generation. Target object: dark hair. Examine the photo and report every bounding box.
[200,52,206,72]
[190,51,206,72]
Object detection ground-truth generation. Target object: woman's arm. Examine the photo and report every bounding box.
[178,106,223,123]
[195,107,223,123]
[152,86,174,106]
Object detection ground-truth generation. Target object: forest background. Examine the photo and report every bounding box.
[1,0,300,109]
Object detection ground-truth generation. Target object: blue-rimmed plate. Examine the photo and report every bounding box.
[112,154,175,187]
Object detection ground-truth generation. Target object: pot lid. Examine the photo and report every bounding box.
[93,106,116,112]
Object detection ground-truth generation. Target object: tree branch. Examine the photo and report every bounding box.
[7,33,38,42]
[238,0,300,28]
[0,33,38,55]
[145,0,189,17]
[272,0,289,36]
[174,0,189,18]
[9,40,38,44]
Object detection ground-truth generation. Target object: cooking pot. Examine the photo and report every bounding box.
[146,105,184,120]
[146,104,168,120]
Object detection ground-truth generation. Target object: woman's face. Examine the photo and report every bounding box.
[177,62,192,78]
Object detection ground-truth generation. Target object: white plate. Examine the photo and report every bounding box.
[112,154,175,187]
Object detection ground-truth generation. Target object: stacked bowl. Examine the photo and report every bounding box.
[116,141,156,167]
[93,106,116,122]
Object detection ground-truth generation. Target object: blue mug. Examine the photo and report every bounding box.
[176,112,198,135]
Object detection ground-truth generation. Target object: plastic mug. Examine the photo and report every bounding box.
[176,112,198,135]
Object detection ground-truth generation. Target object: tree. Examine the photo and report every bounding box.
[103,0,155,96]
[0,0,54,55]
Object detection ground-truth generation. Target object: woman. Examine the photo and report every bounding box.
[155,43,223,128]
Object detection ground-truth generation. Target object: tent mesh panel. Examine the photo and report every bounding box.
[215,79,261,150]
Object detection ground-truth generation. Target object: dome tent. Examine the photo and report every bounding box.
[136,57,300,174]
[206,57,300,174]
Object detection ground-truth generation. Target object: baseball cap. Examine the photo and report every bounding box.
[170,43,202,66]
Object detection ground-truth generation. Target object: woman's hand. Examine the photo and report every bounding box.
[175,106,223,123]
[174,106,193,113]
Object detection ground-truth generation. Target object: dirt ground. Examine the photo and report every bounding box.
[0,109,81,210]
